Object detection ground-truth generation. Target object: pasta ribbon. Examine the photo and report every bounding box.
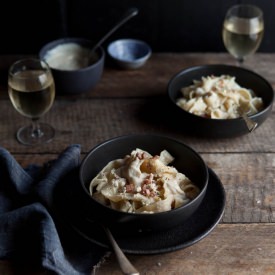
[176,75,263,119]
[89,149,200,213]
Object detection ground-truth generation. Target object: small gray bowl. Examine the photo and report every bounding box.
[39,37,105,94]
[107,38,151,69]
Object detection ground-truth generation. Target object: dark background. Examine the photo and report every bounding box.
[0,0,273,55]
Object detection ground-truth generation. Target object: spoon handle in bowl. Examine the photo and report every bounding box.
[242,112,258,132]
[102,225,140,275]
[238,106,258,132]
[90,7,139,54]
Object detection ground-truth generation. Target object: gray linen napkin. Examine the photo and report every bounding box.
[0,144,106,275]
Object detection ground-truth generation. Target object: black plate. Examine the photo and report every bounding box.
[53,167,225,255]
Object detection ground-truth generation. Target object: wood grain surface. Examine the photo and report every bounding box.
[0,53,274,275]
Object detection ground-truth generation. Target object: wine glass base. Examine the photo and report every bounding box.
[16,123,55,146]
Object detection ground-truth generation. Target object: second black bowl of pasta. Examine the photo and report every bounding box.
[167,64,274,138]
[79,134,209,234]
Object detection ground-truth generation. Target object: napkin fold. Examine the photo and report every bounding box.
[0,144,107,275]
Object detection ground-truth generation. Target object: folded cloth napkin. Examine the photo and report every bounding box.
[0,144,107,275]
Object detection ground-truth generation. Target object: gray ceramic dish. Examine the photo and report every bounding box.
[107,39,151,69]
[39,37,105,94]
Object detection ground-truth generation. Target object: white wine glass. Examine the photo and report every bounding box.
[8,58,55,145]
[222,4,264,66]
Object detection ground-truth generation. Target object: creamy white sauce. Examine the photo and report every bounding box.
[44,42,91,70]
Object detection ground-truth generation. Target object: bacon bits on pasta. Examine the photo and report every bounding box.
[176,75,264,119]
[89,148,200,214]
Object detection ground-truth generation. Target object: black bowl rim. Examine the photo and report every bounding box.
[39,37,105,72]
[167,64,274,122]
[79,133,209,217]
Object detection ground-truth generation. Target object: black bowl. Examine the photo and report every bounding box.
[39,37,105,94]
[79,134,209,234]
[167,64,274,138]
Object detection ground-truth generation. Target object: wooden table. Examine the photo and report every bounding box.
[0,53,274,275]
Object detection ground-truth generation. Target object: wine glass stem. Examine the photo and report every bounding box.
[31,119,43,138]
[237,57,244,67]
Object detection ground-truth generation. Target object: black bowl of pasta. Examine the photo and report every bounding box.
[167,64,274,138]
[79,134,209,234]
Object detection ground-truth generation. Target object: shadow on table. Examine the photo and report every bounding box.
[136,95,201,138]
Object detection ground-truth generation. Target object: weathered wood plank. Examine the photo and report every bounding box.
[5,152,275,224]
[94,224,275,275]
[1,98,274,154]
[203,153,275,223]
[0,53,275,98]
[1,224,274,275]
[91,52,275,98]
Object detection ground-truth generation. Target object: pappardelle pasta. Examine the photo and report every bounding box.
[89,148,200,214]
[176,75,263,119]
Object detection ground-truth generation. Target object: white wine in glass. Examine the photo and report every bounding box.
[8,58,55,145]
[222,4,264,66]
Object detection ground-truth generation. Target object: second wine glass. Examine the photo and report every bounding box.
[222,4,264,66]
[8,58,55,145]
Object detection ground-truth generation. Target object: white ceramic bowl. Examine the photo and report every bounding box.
[107,38,151,69]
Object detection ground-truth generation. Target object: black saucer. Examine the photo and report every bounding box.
[53,167,225,255]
